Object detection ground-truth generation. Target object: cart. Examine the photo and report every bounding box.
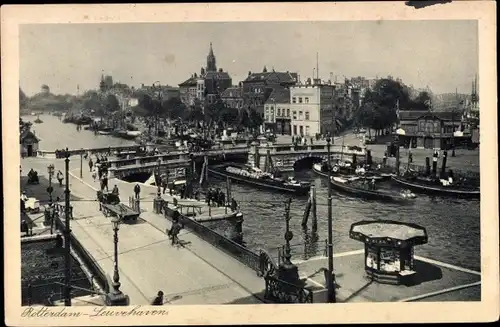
[97,191,139,223]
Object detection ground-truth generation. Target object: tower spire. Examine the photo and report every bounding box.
[206,42,217,72]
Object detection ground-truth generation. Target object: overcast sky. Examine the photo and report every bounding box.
[20,20,478,96]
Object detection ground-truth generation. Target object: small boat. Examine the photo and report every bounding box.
[391,174,480,198]
[209,163,310,195]
[329,175,415,203]
[98,130,111,135]
[34,116,43,124]
[313,161,392,181]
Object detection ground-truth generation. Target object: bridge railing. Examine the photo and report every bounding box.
[161,201,261,273]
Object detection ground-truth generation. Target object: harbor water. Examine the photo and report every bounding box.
[25,115,481,271]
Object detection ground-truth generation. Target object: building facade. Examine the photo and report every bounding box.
[221,84,244,111]
[288,82,337,137]
[398,110,464,149]
[241,68,298,114]
[179,43,232,108]
[264,86,291,135]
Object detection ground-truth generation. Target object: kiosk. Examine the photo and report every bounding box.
[349,220,428,285]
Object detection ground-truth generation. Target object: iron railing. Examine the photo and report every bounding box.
[22,277,93,306]
[275,240,328,266]
[264,275,313,303]
[161,202,260,273]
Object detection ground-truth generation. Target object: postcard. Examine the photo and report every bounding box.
[2,1,498,325]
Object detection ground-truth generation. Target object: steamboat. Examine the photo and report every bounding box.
[208,163,310,195]
[391,171,480,199]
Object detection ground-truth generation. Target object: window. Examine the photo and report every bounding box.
[292,97,297,103]
[306,126,310,136]
[293,125,297,135]
[305,111,310,120]
[299,111,303,120]
[305,97,309,103]
[277,108,281,116]
[287,109,290,117]
[265,106,269,113]
[293,111,297,120]
[299,97,303,103]
[265,115,269,122]
[270,107,274,114]
[299,125,304,135]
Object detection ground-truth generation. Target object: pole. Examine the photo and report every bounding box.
[80,150,83,178]
[326,137,336,303]
[64,149,72,306]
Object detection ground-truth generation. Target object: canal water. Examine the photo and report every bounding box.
[25,115,481,271]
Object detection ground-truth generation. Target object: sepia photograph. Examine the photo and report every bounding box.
[3,2,498,325]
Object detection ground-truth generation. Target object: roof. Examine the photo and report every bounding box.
[349,220,427,245]
[178,76,198,87]
[399,110,464,121]
[221,86,242,98]
[20,130,40,142]
[243,71,297,84]
[204,71,231,80]
[265,86,290,104]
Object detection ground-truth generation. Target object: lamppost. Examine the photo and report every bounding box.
[47,164,55,203]
[156,158,162,198]
[62,148,72,306]
[152,81,162,137]
[326,135,336,303]
[395,128,405,175]
[105,216,129,306]
[45,164,55,233]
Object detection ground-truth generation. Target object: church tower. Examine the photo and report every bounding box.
[206,42,217,72]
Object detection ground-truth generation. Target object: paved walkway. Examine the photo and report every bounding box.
[21,157,266,305]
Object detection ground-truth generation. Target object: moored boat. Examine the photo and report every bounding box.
[391,174,480,198]
[330,175,416,202]
[209,163,310,195]
[313,161,392,181]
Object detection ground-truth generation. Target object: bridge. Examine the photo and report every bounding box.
[249,142,366,171]
[37,141,366,177]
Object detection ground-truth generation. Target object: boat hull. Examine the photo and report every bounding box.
[329,178,406,203]
[391,176,480,199]
[208,166,310,195]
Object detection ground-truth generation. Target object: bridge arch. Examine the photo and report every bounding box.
[293,154,325,170]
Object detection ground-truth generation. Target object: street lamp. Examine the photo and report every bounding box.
[152,81,162,137]
[156,158,162,198]
[105,216,129,306]
[326,135,336,303]
[47,164,55,203]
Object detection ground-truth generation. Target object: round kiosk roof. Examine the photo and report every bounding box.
[349,220,428,247]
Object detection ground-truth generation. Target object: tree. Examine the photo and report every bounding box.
[19,88,27,109]
[355,78,409,135]
[412,91,432,110]
[163,97,186,119]
[249,108,263,131]
[105,94,120,112]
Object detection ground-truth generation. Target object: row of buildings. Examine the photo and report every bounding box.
[176,43,363,137]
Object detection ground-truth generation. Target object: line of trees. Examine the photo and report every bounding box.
[354,78,433,136]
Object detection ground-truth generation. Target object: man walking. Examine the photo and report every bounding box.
[56,170,64,187]
[134,184,141,199]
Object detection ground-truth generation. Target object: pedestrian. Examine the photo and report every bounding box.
[89,158,93,172]
[102,172,109,192]
[91,167,97,181]
[112,185,119,196]
[56,170,64,187]
[408,151,413,164]
[151,291,164,305]
[134,184,141,199]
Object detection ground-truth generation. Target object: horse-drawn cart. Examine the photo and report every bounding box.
[97,191,140,223]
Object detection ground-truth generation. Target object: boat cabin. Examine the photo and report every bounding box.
[349,220,428,285]
[20,130,40,157]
